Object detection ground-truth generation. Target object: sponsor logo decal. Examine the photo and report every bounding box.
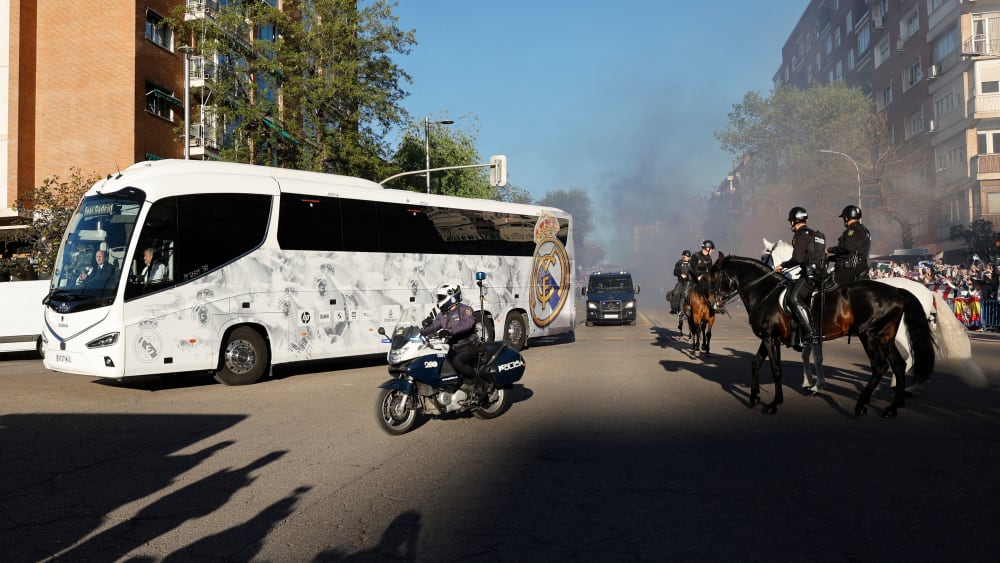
[423,360,439,369]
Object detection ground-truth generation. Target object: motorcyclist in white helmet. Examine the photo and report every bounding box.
[421,283,480,389]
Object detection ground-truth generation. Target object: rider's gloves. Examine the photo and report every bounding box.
[436,328,452,339]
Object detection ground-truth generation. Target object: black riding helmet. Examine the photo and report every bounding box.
[681,249,691,257]
[787,206,808,223]
[838,205,862,220]
[701,240,715,250]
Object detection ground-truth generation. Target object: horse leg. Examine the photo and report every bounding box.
[855,336,884,417]
[881,341,909,418]
[702,320,712,355]
[809,340,826,394]
[700,319,709,353]
[763,338,784,414]
[800,344,814,391]
[749,341,768,408]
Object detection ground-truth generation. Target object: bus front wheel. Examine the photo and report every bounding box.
[215,326,270,386]
[504,311,528,351]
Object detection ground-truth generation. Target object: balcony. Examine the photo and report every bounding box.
[187,123,220,158]
[189,56,217,88]
[185,0,219,21]
[970,92,1000,119]
[963,34,1000,57]
[973,153,1000,180]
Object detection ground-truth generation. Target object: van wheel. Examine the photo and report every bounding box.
[504,311,528,351]
[214,327,269,386]
[474,311,495,343]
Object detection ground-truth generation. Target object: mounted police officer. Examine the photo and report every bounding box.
[691,240,715,282]
[827,204,871,288]
[670,250,693,314]
[773,207,826,350]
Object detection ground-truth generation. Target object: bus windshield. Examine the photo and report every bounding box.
[50,190,144,304]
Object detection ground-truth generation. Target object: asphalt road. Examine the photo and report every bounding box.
[2,299,999,562]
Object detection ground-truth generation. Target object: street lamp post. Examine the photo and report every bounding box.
[424,116,454,193]
[178,45,194,160]
[819,149,861,210]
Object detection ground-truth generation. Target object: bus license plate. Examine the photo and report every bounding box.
[55,353,72,364]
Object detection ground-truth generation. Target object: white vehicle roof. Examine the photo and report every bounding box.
[90,160,570,220]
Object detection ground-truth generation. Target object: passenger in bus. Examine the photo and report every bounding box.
[77,249,117,289]
[421,283,482,395]
[140,247,167,285]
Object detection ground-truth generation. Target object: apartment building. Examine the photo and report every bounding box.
[1,0,222,220]
[766,0,1000,259]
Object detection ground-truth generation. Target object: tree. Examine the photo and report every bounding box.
[537,189,604,267]
[387,117,494,198]
[716,83,920,250]
[950,219,997,265]
[494,183,532,204]
[5,168,100,279]
[171,0,415,179]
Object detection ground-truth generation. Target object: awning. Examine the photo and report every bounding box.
[146,89,183,107]
[262,116,301,145]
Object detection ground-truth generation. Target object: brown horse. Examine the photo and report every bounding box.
[683,277,715,355]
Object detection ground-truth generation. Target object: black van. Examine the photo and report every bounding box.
[581,271,639,325]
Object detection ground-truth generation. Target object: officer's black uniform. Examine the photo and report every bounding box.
[827,206,871,288]
[779,208,826,348]
[672,254,692,314]
[691,250,712,281]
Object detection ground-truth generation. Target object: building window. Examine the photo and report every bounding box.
[880,82,893,110]
[933,78,960,122]
[857,24,871,55]
[905,107,925,139]
[932,25,959,63]
[875,36,890,67]
[900,7,919,42]
[145,81,180,121]
[848,48,855,70]
[987,191,1000,214]
[846,10,853,33]
[836,61,843,81]
[145,9,172,50]
[978,131,1000,154]
[904,61,923,90]
[834,25,842,48]
[983,80,1000,94]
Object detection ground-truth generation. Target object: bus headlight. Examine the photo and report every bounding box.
[86,332,119,349]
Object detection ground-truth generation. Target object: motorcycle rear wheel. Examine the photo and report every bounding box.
[473,386,511,419]
[375,388,419,435]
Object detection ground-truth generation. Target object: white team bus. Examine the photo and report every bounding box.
[42,159,574,385]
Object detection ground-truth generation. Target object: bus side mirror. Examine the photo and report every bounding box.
[581,287,587,296]
[635,286,640,293]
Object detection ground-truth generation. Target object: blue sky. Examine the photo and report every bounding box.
[391,1,808,261]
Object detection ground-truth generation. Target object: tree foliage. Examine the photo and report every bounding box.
[171,0,415,180]
[387,117,493,198]
[3,168,100,279]
[716,83,923,250]
[950,219,997,264]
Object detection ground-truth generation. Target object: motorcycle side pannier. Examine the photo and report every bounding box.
[487,344,526,386]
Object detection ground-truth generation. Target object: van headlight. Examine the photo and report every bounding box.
[587,302,597,310]
[86,332,119,348]
[625,301,635,309]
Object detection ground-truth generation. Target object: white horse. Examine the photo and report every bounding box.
[762,238,984,393]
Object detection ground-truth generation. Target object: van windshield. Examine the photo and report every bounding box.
[590,276,633,292]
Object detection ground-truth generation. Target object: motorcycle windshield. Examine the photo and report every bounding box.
[390,325,422,350]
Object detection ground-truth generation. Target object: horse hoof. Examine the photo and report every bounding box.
[763,405,778,415]
[855,404,868,417]
[881,407,899,418]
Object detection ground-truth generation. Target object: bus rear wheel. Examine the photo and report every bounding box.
[214,326,269,386]
[504,311,528,351]
[475,311,495,343]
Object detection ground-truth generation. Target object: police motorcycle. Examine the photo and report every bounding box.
[375,273,527,435]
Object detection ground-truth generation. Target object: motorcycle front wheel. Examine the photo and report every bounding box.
[473,386,511,419]
[375,388,419,435]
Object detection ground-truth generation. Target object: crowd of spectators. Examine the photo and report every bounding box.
[867,257,998,329]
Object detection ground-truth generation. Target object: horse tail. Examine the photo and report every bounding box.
[900,288,935,384]
[930,291,988,387]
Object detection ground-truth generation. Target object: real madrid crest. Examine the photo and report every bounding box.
[529,213,570,327]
